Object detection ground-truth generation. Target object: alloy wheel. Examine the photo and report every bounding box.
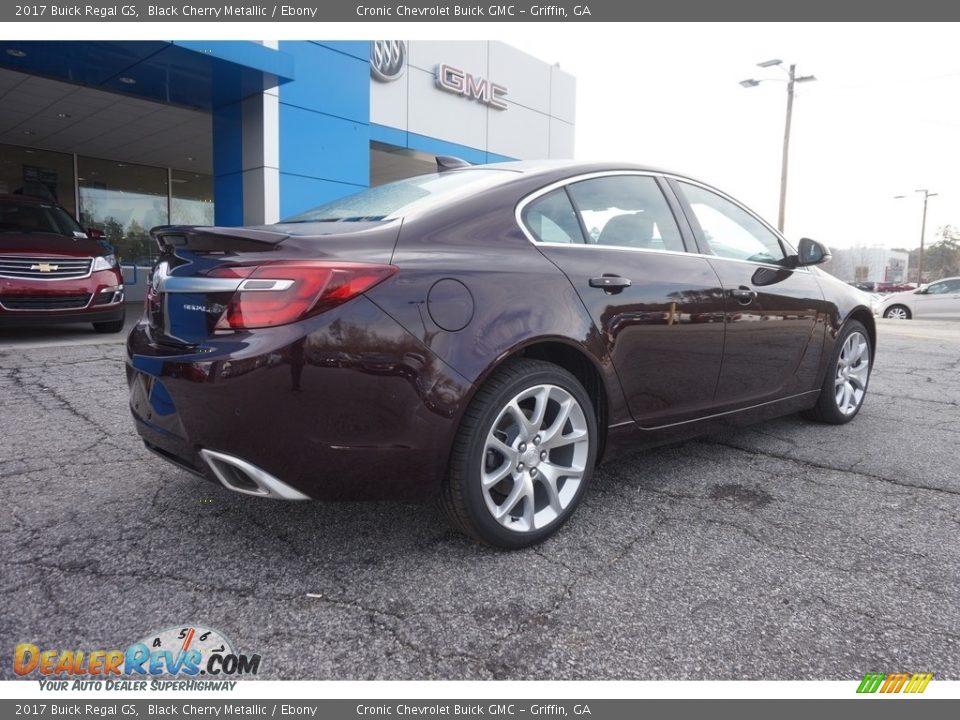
[480,384,590,533]
[834,331,870,416]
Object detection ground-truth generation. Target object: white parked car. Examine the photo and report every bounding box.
[877,277,960,319]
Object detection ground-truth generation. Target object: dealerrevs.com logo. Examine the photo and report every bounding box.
[14,625,261,691]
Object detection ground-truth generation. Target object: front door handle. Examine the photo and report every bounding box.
[589,275,632,293]
[729,286,757,304]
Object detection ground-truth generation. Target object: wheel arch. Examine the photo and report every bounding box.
[846,306,877,358]
[461,336,614,462]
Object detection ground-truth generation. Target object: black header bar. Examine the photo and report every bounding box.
[2,0,960,22]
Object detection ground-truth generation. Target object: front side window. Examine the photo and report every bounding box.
[679,182,786,264]
[521,189,585,244]
[566,175,685,252]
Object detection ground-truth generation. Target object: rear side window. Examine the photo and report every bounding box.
[566,175,686,252]
[521,189,585,244]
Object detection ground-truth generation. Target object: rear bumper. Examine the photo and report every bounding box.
[126,295,471,502]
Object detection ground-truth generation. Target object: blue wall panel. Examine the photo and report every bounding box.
[278,41,369,123]
[313,41,370,62]
[213,171,244,226]
[370,124,408,148]
[274,41,372,216]
[279,107,370,187]
[212,101,244,225]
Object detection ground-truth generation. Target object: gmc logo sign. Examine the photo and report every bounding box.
[435,64,508,110]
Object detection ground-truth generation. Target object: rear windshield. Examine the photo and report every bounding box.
[0,201,83,236]
[282,169,510,223]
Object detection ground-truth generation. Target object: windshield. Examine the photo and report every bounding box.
[282,169,510,223]
[0,201,83,236]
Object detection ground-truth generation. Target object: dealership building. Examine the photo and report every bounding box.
[0,40,576,274]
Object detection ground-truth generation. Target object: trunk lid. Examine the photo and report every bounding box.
[146,221,401,347]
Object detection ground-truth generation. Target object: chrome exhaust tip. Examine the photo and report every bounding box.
[199,449,311,501]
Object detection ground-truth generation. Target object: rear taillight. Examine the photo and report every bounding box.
[208,261,397,330]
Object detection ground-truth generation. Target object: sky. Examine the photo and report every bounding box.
[32,21,959,252]
[512,23,960,251]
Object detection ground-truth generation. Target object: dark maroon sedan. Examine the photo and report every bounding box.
[127,161,874,548]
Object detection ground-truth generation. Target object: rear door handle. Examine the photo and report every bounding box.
[589,275,632,293]
[729,286,757,304]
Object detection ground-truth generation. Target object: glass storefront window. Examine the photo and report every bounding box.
[0,144,216,263]
[0,143,76,216]
[171,170,214,225]
[78,157,169,264]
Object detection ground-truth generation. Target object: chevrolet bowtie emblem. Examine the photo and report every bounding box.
[32,263,58,272]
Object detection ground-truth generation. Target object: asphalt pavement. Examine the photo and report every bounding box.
[1,315,958,680]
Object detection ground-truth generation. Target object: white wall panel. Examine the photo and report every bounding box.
[488,42,551,114]
[369,63,409,131]
[549,117,575,158]
[550,66,577,125]
[488,102,549,160]
[406,65,487,150]
[408,41,488,76]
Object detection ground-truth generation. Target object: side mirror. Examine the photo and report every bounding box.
[794,237,831,267]
[915,287,927,294]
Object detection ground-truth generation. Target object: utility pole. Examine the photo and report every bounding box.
[778,64,796,233]
[916,189,937,285]
[895,189,938,284]
[740,60,816,234]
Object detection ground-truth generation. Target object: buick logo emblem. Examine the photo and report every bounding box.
[371,41,405,82]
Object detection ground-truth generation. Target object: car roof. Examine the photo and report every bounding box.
[448,159,710,193]
[467,159,679,177]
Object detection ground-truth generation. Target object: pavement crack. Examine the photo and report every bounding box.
[812,593,960,643]
[697,439,960,498]
[4,365,123,448]
[869,390,958,407]
[2,557,287,603]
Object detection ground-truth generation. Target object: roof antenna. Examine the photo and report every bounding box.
[436,155,472,172]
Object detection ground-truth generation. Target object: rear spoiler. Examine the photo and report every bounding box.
[151,225,289,253]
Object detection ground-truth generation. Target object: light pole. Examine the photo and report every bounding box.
[740,60,817,233]
[894,189,938,285]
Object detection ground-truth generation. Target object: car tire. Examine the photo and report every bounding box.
[93,307,126,334]
[802,320,872,425]
[883,305,911,320]
[439,358,598,549]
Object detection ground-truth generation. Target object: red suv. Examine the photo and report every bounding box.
[0,194,125,332]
